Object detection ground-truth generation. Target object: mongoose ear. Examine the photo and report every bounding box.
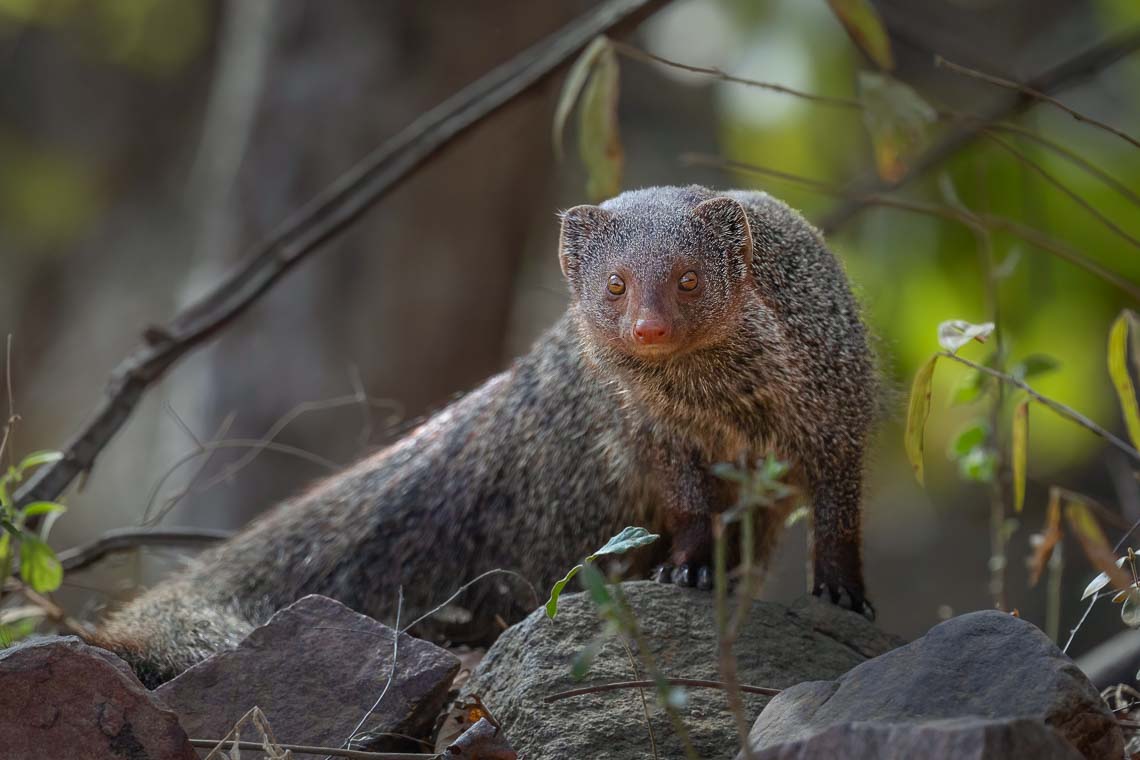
[692,197,753,278]
[559,205,613,279]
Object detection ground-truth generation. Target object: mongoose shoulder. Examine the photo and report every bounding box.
[95,185,878,687]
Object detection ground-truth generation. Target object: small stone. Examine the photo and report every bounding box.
[0,635,196,760]
[156,594,459,754]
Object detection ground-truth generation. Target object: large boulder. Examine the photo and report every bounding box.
[456,581,902,760]
[0,635,196,760]
[743,610,1123,760]
[156,594,459,753]
[749,718,1084,760]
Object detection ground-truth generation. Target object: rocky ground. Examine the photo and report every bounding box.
[0,583,1128,759]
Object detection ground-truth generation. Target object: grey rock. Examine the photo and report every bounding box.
[750,718,1084,760]
[0,635,195,760]
[743,610,1123,760]
[156,594,459,753]
[456,582,902,760]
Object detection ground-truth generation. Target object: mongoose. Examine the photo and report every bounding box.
[95,185,878,687]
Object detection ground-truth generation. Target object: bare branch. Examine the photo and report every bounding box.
[821,29,1140,232]
[611,40,863,109]
[683,153,1140,301]
[544,677,781,703]
[935,54,1140,151]
[55,526,231,573]
[980,131,1140,251]
[14,0,671,519]
[189,738,431,759]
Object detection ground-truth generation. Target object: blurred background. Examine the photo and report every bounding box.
[2,0,1140,663]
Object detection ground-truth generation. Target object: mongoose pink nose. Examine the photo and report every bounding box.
[633,318,671,345]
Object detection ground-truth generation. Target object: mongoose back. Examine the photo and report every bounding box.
[96,185,878,687]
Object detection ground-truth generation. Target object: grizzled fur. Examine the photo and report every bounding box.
[95,186,878,687]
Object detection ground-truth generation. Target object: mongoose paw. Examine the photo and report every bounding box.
[652,563,714,591]
[813,581,876,621]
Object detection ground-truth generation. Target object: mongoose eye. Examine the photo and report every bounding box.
[607,274,626,296]
[679,271,699,292]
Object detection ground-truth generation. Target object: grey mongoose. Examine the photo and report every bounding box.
[95,185,879,687]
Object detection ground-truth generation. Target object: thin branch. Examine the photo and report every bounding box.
[400,568,539,633]
[11,579,91,636]
[935,54,1140,151]
[189,738,433,759]
[821,29,1140,233]
[939,351,1140,464]
[683,153,1140,301]
[545,678,781,703]
[55,526,231,573]
[611,40,863,109]
[337,588,403,757]
[980,131,1140,251]
[13,0,670,519]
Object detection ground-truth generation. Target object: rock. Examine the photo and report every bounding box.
[0,635,196,760]
[742,610,1123,760]
[750,718,1084,760]
[156,594,459,754]
[456,581,903,760]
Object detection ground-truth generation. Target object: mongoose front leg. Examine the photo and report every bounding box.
[808,454,872,618]
[651,447,721,590]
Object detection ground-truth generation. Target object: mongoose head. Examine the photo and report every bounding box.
[558,186,754,363]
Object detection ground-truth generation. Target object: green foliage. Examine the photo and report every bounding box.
[544,526,659,619]
[0,449,67,646]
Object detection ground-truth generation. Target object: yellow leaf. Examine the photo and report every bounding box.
[857,72,937,184]
[905,355,938,485]
[1012,400,1029,513]
[552,36,611,163]
[1109,310,1140,450]
[578,41,623,202]
[1065,498,1131,593]
[826,0,895,71]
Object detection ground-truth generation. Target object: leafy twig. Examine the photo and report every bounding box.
[939,352,1140,464]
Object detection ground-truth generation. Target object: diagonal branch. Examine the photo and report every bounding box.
[14,0,670,515]
[819,28,1140,234]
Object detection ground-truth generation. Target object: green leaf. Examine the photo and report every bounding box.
[587,526,660,561]
[937,320,995,353]
[1011,354,1060,381]
[578,40,623,202]
[0,530,8,567]
[19,535,62,593]
[545,564,583,619]
[857,72,936,183]
[19,502,66,520]
[826,0,894,70]
[1108,311,1140,450]
[16,450,63,475]
[948,420,989,459]
[905,355,938,485]
[1012,401,1029,513]
[553,36,611,162]
[958,447,997,483]
[571,636,606,680]
[783,504,810,528]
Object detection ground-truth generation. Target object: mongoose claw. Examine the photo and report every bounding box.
[652,563,715,591]
[814,582,876,621]
[652,563,675,584]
